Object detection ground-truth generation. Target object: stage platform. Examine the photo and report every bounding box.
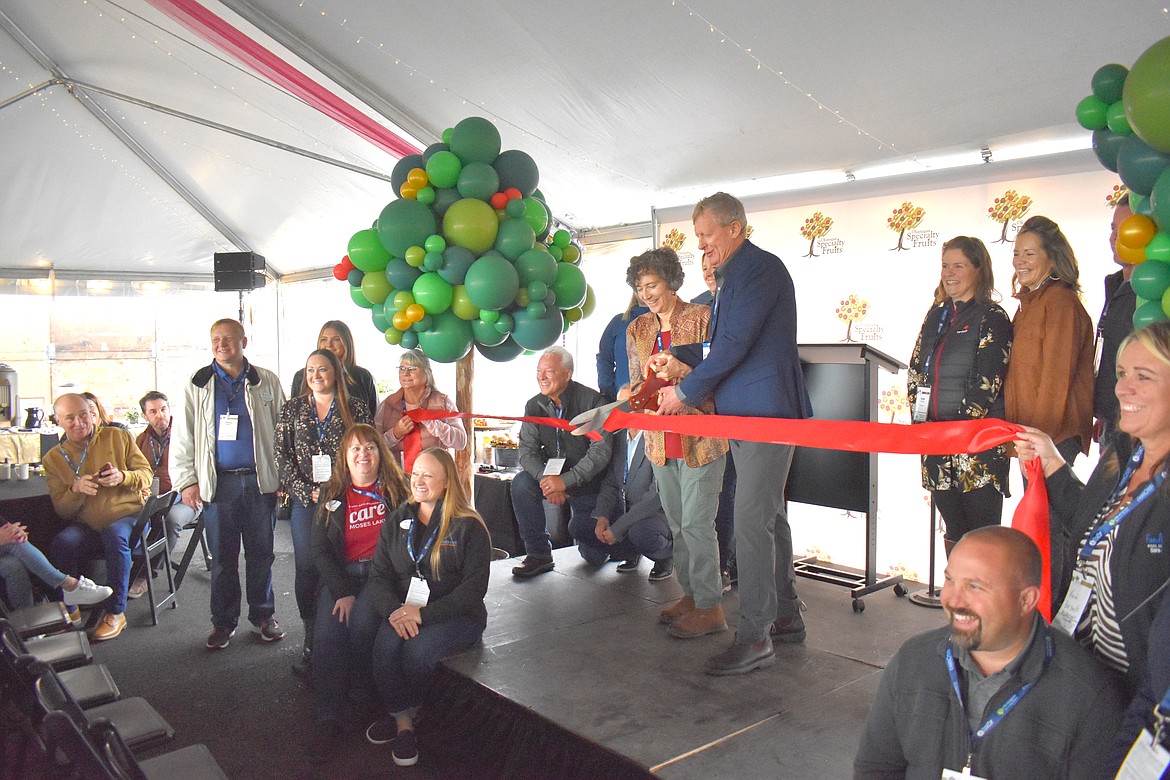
[428,546,944,779]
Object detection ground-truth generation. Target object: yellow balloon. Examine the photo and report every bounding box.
[1117,240,1147,264]
[1118,214,1157,249]
[399,184,418,200]
[406,167,429,188]
[406,303,426,323]
[392,311,412,331]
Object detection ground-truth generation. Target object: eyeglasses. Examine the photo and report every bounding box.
[398,366,419,373]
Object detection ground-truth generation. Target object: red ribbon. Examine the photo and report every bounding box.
[409,406,1052,617]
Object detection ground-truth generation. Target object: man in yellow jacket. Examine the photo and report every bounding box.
[44,393,152,641]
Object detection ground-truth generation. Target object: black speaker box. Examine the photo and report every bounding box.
[213,252,267,291]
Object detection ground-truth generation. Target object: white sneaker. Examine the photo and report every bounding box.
[62,576,114,607]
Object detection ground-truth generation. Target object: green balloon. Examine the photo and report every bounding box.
[1132,258,1170,299]
[1131,192,1152,217]
[548,244,564,262]
[400,330,419,350]
[423,251,445,272]
[479,309,500,324]
[425,151,463,189]
[1118,135,1170,196]
[505,198,527,219]
[348,229,391,272]
[390,154,425,196]
[371,307,390,332]
[1149,168,1170,229]
[412,272,454,315]
[456,162,500,201]
[1134,297,1169,328]
[522,197,549,235]
[472,317,508,346]
[1124,39,1170,153]
[1093,63,1129,104]
[552,229,572,248]
[493,149,539,196]
[422,142,449,162]
[360,271,393,305]
[385,328,403,345]
[441,127,453,145]
[580,284,597,318]
[515,248,558,286]
[412,314,433,333]
[416,186,436,206]
[527,301,547,319]
[476,337,524,362]
[511,306,565,351]
[551,262,587,309]
[377,199,437,259]
[451,285,480,320]
[495,312,514,333]
[1076,95,1109,131]
[528,280,548,301]
[1146,232,1170,261]
[432,187,462,219]
[561,244,581,264]
[438,246,475,285]
[463,255,520,310]
[494,218,536,261]
[349,285,373,309]
[385,258,422,291]
[417,311,474,363]
[449,117,502,165]
[442,198,499,254]
[1093,128,1125,173]
[424,234,446,253]
[393,290,415,312]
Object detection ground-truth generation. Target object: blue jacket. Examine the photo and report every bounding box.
[677,241,812,419]
[592,433,665,542]
[596,306,648,401]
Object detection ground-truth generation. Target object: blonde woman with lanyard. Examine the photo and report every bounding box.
[375,349,467,476]
[304,424,409,760]
[363,448,490,767]
[276,349,371,677]
[1016,321,1170,698]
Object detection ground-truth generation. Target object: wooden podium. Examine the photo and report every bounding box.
[786,343,907,611]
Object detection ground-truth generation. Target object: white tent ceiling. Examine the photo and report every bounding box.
[0,0,1164,277]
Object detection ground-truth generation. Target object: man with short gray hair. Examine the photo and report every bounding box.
[510,347,612,578]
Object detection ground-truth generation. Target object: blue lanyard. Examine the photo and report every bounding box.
[350,481,383,505]
[216,370,244,407]
[655,330,665,354]
[921,302,954,379]
[406,512,441,577]
[59,439,90,478]
[314,398,337,446]
[148,432,169,470]
[708,290,720,341]
[1079,445,1166,561]
[945,628,1054,746]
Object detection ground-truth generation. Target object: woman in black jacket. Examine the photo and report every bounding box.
[1016,321,1170,696]
[907,236,1013,555]
[290,320,379,413]
[305,423,409,759]
[363,448,491,767]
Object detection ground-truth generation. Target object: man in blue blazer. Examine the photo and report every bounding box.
[654,192,812,676]
[570,387,674,581]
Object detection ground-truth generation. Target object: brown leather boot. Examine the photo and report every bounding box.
[668,605,728,638]
[658,595,695,624]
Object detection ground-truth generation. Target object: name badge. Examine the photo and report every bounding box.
[912,386,932,423]
[1051,569,1093,636]
[324,500,341,512]
[544,457,566,476]
[701,341,711,359]
[941,769,987,780]
[218,414,239,441]
[405,576,430,607]
[312,453,332,483]
[1118,729,1170,779]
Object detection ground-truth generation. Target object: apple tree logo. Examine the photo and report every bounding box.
[880,386,909,423]
[988,189,1033,243]
[800,212,834,257]
[836,294,870,342]
[888,202,925,251]
[662,228,686,251]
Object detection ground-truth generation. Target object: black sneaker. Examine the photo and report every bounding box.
[615,555,642,573]
[393,729,419,767]
[206,626,235,650]
[366,717,396,745]
[259,619,286,642]
[648,558,674,582]
[511,556,554,579]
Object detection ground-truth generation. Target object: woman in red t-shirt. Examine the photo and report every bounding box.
[306,424,409,759]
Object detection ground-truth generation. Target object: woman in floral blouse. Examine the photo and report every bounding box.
[276,348,372,673]
[907,236,1013,556]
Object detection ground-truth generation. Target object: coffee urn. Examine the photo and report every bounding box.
[0,363,16,426]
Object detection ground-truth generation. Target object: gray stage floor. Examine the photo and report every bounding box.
[89,520,945,778]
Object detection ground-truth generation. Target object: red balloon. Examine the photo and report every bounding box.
[341,255,355,272]
[332,263,348,281]
[504,187,522,200]
[490,192,509,209]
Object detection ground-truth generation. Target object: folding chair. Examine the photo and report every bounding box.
[91,717,230,780]
[0,592,72,640]
[0,615,92,672]
[172,505,211,591]
[0,621,118,710]
[127,491,178,625]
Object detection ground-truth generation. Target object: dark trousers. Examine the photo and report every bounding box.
[715,450,737,573]
[372,615,483,715]
[933,484,1004,544]
[567,510,673,566]
[510,471,597,558]
[49,516,136,614]
[290,498,319,622]
[312,573,381,723]
[205,472,276,629]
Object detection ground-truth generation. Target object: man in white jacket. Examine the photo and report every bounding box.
[170,318,286,650]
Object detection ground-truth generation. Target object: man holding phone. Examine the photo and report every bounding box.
[44,392,153,641]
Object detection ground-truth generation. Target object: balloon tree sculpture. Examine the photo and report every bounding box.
[1078,38,1170,327]
[331,116,595,363]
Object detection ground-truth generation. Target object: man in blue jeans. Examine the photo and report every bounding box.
[510,346,612,578]
[170,318,287,650]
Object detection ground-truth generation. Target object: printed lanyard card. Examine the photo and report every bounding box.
[218,414,239,441]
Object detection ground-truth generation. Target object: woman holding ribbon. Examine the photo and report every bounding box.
[374,349,467,476]
[1016,320,1170,696]
[907,236,1013,555]
[304,423,409,759]
[626,247,729,639]
[363,448,491,767]
[276,349,371,676]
